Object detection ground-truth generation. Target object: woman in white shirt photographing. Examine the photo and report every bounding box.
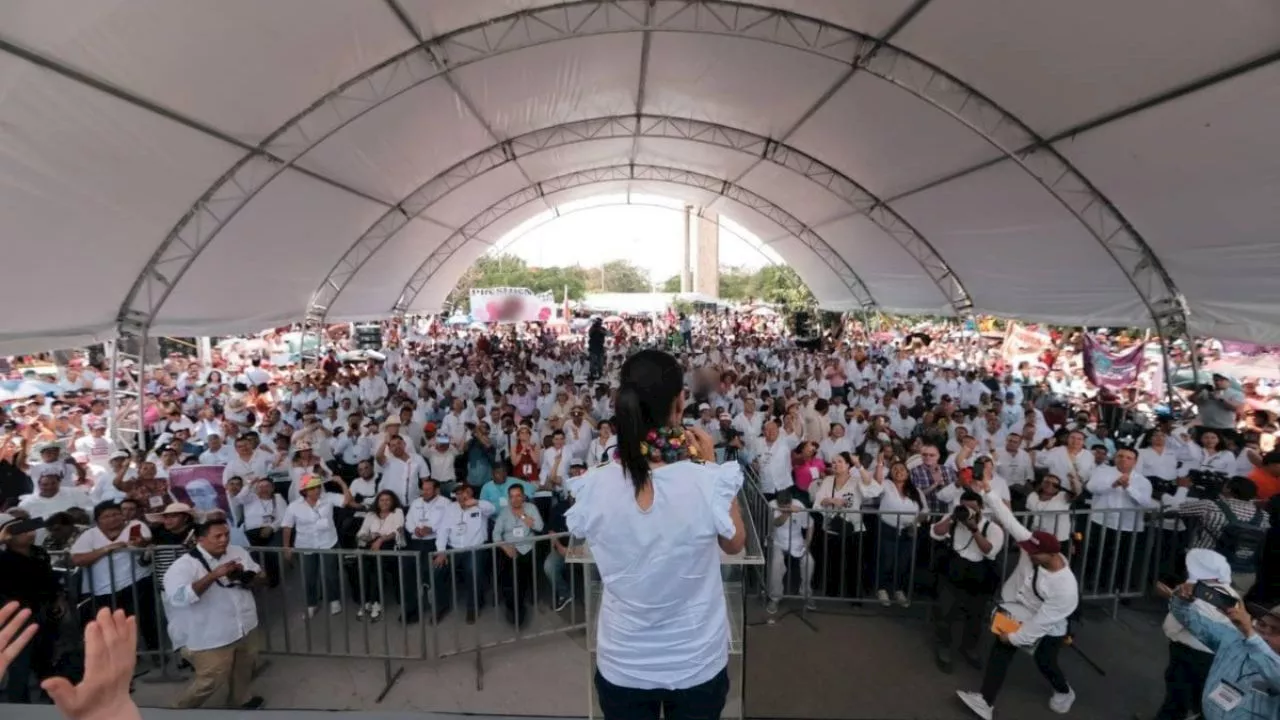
[567,349,747,720]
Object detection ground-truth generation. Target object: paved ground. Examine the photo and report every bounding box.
[111,594,1172,719]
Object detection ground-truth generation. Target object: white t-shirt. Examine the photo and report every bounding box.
[566,460,742,691]
[71,521,153,596]
[769,498,810,558]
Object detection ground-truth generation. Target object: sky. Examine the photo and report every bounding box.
[492,193,780,283]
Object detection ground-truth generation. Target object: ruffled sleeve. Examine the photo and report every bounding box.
[564,464,604,538]
[703,461,744,539]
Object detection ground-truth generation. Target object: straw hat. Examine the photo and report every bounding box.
[145,502,198,525]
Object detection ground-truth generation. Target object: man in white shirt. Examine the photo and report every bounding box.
[1085,447,1158,597]
[929,489,1005,673]
[402,477,455,622]
[433,484,495,624]
[377,434,430,506]
[19,471,94,521]
[751,421,797,497]
[163,518,265,710]
[199,434,235,466]
[766,489,815,615]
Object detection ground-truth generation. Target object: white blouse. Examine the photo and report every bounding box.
[357,509,405,547]
[878,481,922,530]
[1138,446,1179,481]
[809,472,883,532]
[566,460,741,691]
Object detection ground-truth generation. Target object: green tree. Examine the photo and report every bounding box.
[749,265,814,310]
[660,274,682,293]
[588,260,651,293]
[716,265,757,300]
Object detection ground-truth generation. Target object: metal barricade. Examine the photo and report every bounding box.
[754,492,1164,615]
[46,531,589,699]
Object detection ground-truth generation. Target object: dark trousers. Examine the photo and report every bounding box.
[433,548,489,617]
[980,635,1070,705]
[1088,525,1143,596]
[4,627,55,703]
[497,549,536,625]
[246,528,282,588]
[301,551,341,608]
[399,538,436,622]
[595,666,729,720]
[813,528,865,597]
[84,577,160,653]
[933,578,989,655]
[1154,641,1214,720]
[877,524,915,594]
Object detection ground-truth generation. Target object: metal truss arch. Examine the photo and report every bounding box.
[120,0,1187,362]
[303,114,973,338]
[390,164,878,316]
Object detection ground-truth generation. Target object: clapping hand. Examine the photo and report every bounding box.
[41,608,142,720]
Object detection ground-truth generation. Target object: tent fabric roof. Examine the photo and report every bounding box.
[1,0,1278,354]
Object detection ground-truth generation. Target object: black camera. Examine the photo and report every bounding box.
[226,568,258,587]
[952,504,975,525]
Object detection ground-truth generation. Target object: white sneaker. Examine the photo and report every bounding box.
[877,589,891,607]
[766,600,779,614]
[894,590,910,608]
[956,691,993,720]
[306,606,319,619]
[329,600,343,616]
[356,603,368,618]
[1049,687,1075,714]
[804,598,818,611]
[369,602,383,621]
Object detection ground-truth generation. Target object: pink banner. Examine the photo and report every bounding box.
[1082,334,1145,389]
[167,464,231,516]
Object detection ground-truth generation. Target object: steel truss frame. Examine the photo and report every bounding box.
[390,164,875,314]
[301,114,972,345]
[115,0,1193,387]
[104,337,145,450]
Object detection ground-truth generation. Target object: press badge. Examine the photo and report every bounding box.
[1207,681,1244,712]
[513,526,527,538]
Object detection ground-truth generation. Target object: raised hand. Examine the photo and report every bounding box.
[42,608,142,720]
[0,601,38,677]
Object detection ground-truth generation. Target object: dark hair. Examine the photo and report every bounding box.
[373,490,402,513]
[92,500,122,522]
[195,518,228,537]
[1225,476,1258,501]
[615,349,684,496]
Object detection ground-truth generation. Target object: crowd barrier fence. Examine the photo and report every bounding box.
[742,471,1198,617]
[49,530,589,699]
[38,470,1191,703]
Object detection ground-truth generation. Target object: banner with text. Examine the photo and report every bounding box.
[1001,323,1053,364]
[1082,333,1145,389]
[469,287,555,323]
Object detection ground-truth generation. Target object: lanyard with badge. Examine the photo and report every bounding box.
[259,499,275,526]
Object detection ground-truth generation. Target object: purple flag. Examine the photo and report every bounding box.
[1082,334,1145,389]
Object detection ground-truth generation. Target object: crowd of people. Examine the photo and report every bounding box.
[1,307,1278,718]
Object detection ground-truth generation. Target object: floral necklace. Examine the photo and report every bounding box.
[639,426,700,464]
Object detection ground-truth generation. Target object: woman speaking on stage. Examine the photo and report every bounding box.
[567,349,747,720]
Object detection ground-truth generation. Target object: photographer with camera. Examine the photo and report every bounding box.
[163,517,264,710]
[930,487,1005,674]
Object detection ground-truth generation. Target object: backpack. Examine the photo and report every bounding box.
[1214,500,1266,573]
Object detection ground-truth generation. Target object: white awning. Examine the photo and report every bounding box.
[1,0,1278,353]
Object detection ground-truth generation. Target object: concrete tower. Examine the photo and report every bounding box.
[694,209,720,297]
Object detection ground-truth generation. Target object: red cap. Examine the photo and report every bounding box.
[1017,530,1062,556]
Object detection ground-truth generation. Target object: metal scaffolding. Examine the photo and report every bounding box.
[104,0,1192,384]
[390,164,877,315]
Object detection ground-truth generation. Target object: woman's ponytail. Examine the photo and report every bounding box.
[615,385,650,495]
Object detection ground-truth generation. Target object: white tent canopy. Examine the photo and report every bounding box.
[1,0,1278,355]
